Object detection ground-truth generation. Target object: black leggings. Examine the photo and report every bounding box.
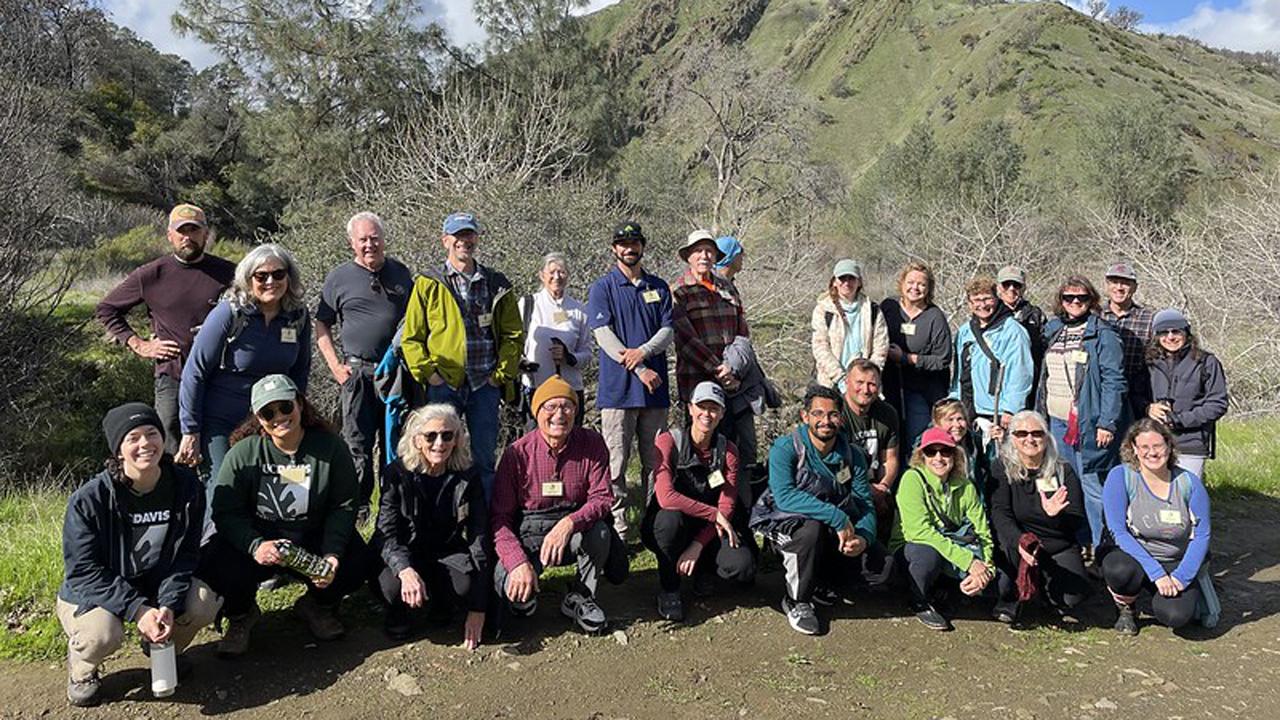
[996,544,1091,609]
[1102,549,1201,629]
[376,553,482,613]
[199,533,373,616]
[641,508,756,592]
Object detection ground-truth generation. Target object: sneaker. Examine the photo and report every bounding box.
[384,604,413,641]
[560,591,607,634]
[783,597,820,635]
[992,601,1018,625]
[913,603,952,632]
[66,671,100,707]
[656,592,685,622]
[217,604,261,657]
[811,587,840,607]
[1114,603,1139,636]
[295,593,345,641]
[508,596,538,618]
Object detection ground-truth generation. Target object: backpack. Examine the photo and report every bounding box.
[815,300,881,383]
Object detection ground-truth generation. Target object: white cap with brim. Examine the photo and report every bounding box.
[690,381,726,408]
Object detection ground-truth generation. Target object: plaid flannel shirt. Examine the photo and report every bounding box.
[670,270,749,402]
[1101,302,1155,380]
[445,262,498,389]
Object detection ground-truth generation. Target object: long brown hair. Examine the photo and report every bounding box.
[228,393,335,446]
[1054,275,1101,320]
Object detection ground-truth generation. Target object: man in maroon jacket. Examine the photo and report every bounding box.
[95,204,235,454]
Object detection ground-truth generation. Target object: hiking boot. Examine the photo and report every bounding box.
[384,604,413,641]
[1114,603,1139,636]
[783,597,820,635]
[811,587,840,607]
[656,592,685,622]
[295,593,345,641]
[217,604,261,657]
[66,670,100,707]
[913,603,953,632]
[560,591,607,634]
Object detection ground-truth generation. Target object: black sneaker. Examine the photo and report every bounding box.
[811,587,840,607]
[656,591,685,622]
[992,601,1018,625]
[1114,603,1139,636]
[913,603,952,631]
[783,597,820,635]
[384,604,413,641]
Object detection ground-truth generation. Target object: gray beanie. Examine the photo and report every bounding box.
[1152,308,1190,334]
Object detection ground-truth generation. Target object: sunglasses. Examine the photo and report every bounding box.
[1155,328,1185,337]
[257,400,295,422]
[922,445,952,458]
[252,268,289,283]
[370,274,383,294]
[1000,281,1024,290]
[1061,293,1090,304]
[1012,429,1046,439]
[421,430,455,444]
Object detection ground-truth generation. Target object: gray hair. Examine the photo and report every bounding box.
[396,403,472,474]
[998,410,1061,484]
[228,243,306,312]
[540,252,569,275]
[346,211,384,239]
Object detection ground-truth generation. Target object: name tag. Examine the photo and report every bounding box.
[552,310,568,325]
[835,467,851,485]
[278,464,308,484]
[1071,350,1089,364]
[707,470,725,489]
[901,322,917,337]
[1158,509,1182,525]
[541,481,564,497]
[642,290,661,304]
[280,327,298,344]
[1035,474,1060,493]
[478,313,493,328]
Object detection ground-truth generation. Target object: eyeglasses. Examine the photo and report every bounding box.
[1012,429,1046,439]
[922,445,952,458]
[1061,293,1090,304]
[257,400,295,422]
[252,268,289,283]
[541,401,575,415]
[421,430,455,444]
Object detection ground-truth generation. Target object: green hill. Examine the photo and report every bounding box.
[593,0,1280,199]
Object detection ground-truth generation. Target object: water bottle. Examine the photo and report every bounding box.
[150,641,177,698]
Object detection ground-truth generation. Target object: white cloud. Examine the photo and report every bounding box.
[1151,0,1280,52]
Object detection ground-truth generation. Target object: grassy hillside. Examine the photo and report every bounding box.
[595,0,1280,199]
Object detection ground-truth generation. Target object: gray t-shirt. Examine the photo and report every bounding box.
[315,258,413,361]
[1126,477,1193,565]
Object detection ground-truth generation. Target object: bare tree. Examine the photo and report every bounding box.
[1087,0,1107,20]
[1107,6,1143,32]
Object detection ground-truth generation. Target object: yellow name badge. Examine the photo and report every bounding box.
[541,481,564,497]
[835,467,851,484]
[1071,350,1089,364]
[1035,474,1060,493]
[1158,509,1182,525]
[707,469,725,489]
[901,322,917,337]
[478,313,493,328]
[278,464,309,484]
[642,289,661,304]
[552,310,568,325]
[280,327,298,344]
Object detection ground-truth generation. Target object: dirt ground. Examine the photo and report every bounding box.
[3,500,1279,720]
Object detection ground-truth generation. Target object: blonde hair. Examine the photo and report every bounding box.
[396,404,472,474]
[897,261,936,306]
[908,442,970,483]
[931,399,967,426]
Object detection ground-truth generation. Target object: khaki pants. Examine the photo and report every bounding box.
[600,407,668,541]
[56,580,222,682]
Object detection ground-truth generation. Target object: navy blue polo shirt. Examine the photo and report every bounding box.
[587,266,673,409]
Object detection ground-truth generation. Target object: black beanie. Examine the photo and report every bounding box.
[102,402,164,456]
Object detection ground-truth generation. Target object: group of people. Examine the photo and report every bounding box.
[57,203,1227,706]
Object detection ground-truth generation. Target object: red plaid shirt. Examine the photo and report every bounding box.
[671,270,749,402]
[490,427,614,571]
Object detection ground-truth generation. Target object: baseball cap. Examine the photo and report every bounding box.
[831,259,862,279]
[691,381,726,408]
[1104,262,1137,281]
[168,204,207,230]
[919,426,958,450]
[612,221,645,244]
[251,374,299,414]
[442,212,481,236]
[997,265,1026,285]
[679,229,724,262]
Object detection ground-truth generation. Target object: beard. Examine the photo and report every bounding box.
[174,242,205,262]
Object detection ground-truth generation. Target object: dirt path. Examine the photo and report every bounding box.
[3,502,1279,720]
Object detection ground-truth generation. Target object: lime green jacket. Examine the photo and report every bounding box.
[890,464,995,572]
[400,264,523,401]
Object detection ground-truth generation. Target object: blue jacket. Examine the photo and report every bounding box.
[1037,314,1128,475]
[949,312,1033,417]
[58,461,205,619]
[179,300,311,436]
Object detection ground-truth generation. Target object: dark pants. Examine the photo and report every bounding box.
[1101,549,1201,629]
[154,374,182,456]
[897,542,975,607]
[996,544,1091,609]
[717,403,758,506]
[340,360,384,509]
[641,508,756,592]
[492,519,628,605]
[376,552,480,614]
[199,533,373,616]
[761,519,887,603]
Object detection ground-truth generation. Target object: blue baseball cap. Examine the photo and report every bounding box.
[715,235,742,269]
[442,212,481,236]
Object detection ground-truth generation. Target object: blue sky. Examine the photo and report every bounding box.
[100,0,1279,70]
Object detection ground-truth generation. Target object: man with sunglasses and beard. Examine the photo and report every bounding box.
[315,212,413,522]
[95,204,235,455]
[586,221,674,544]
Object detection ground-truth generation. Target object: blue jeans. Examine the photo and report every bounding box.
[428,381,500,499]
[1050,417,1104,547]
[901,389,933,454]
[198,429,233,538]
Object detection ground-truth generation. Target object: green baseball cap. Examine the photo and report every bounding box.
[831,259,862,279]
[251,374,299,414]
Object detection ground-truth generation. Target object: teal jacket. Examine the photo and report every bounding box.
[751,427,876,542]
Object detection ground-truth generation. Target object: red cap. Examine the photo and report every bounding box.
[920,427,958,450]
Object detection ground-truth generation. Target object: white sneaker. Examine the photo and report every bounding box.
[560,591,607,633]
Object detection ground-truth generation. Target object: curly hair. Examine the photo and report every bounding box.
[228,393,335,446]
[1054,275,1101,320]
[1119,418,1180,472]
[397,403,473,474]
[896,261,936,306]
[964,276,997,299]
